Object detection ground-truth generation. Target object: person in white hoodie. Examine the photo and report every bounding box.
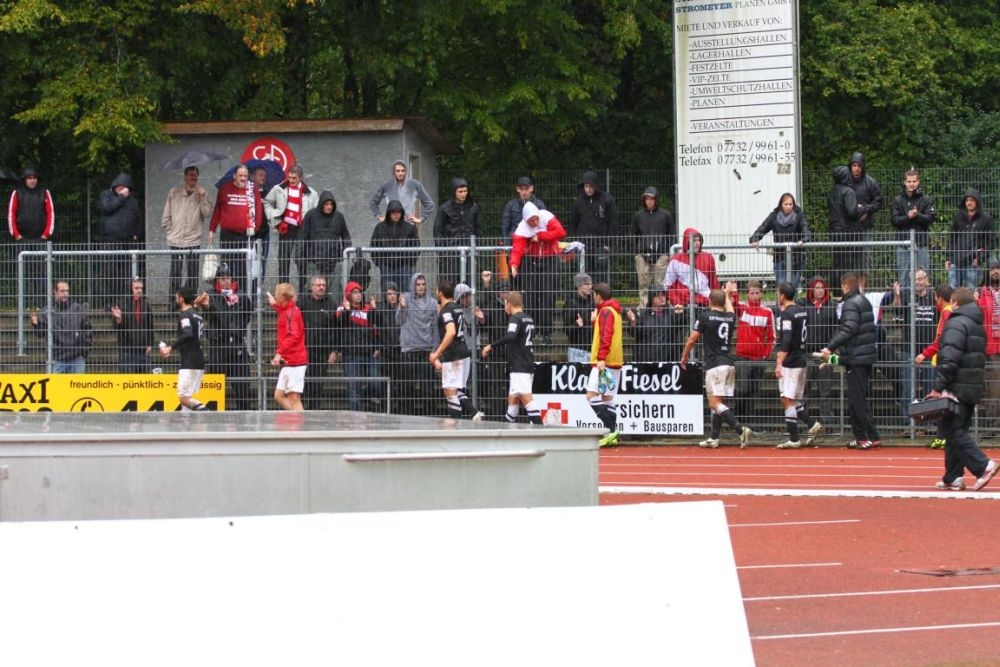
[508,202,566,343]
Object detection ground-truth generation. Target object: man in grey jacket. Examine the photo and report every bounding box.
[397,272,441,415]
[368,161,435,225]
[29,280,93,373]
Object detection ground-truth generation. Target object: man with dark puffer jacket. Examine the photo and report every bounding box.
[821,272,882,449]
[926,287,997,491]
[568,171,618,286]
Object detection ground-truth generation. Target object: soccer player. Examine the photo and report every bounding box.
[680,287,752,448]
[267,283,307,411]
[429,279,485,421]
[774,282,824,449]
[160,286,210,411]
[481,291,541,424]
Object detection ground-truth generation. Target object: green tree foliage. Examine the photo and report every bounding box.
[3,0,1000,180]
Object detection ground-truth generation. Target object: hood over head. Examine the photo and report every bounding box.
[450,177,469,196]
[111,173,133,189]
[454,283,472,302]
[849,152,866,174]
[961,188,982,211]
[579,171,601,193]
[318,190,337,212]
[392,160,407,173]
[344,280,364,302]
[833,165,852,186]
[385,199,406,220]
[640,186,659,207]
[408,272,427,294]
[680,227,704,254]
[20,167,39,182]
[514,201,556,237]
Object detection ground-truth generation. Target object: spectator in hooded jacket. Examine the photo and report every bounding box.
[8,167,55,309]
[500,176,546,240]
[397,271,440,415]
[29,280,93,374]
[264,165,320,292]
[664,227,718,307]
[202,263,254,410]
[434,177,480,284]
[371,199,420,293]
[827,166,865,289]
[568,171,618,287]
[298,274,337,410]
[947,189,994,289]
[334,280,381,412]
[927,287,997,491]
[368,160,435,225]
[631,186,675,309]
[889,167,935,289]
[301,189,351,295]
[98,173,143,308]
[750,192,811,292]
[821,272,881,449]
[373,281,403,409]
[797,276,838,424]
[509,201,567,344]
[848,151,882,275]
[110,277,155,373]
[162,165,212,297]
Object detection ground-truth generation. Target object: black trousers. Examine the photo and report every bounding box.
[939,401,992,483]
[169,246,200,294]
[845,363,880,442]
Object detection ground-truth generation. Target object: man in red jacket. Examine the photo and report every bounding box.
[731,279,775,431]
[509,201,566,344]
[267,282,307,411]
[209,163,264,289]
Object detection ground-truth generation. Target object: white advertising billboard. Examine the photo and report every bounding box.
[674,0,801,275]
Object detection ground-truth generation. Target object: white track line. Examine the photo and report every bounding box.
[745,583,1000,602]
[599,485,1000,499]
[754,620,1000,640]
[739,562,842,570]
[731,519,860,528]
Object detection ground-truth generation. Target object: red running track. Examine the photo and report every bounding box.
[599,446,1000,667]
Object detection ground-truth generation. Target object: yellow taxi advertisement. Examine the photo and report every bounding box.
[0,374,226,412]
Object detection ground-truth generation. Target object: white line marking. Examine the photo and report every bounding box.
[745,583,1000,602]
[599,485,1000,499]
[731,519,860,528]
[754,620,1000,640]
[738,562,842,570]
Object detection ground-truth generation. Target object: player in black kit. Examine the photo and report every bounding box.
[774,282,824,449]
[429,279,485,421]
[160,285,210,411]
[680,288,751,448]
[481,291,542,423]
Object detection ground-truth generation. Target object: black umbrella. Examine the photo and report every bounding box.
[215,159,285,192]
[160,149,228,172]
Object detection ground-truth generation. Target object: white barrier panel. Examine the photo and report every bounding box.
[0,503,754,666]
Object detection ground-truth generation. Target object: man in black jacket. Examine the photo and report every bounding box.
[110,277,155,373]
[848,152,882,276]
[568,171,618,286]
[202,264,254,410]
[98,173,143,308]
[926,287,997,490]
[29,280,93,374]
[821,272,882,449]
[827,166,865,290]
[299,274,337,409]
[631,186,676,309]
[434,177,480,284]
[889,167,935,288]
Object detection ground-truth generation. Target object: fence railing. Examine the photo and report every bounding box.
[3,234,996,441]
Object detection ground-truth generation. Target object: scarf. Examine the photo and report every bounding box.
[776,209,796,228]
[284,185,304,227]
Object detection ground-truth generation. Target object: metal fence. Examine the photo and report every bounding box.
[4,233,999,445]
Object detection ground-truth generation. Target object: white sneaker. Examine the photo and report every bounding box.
[805,421,825,446]
[935,479,966,491]
[776,440,801,449]
[739,426,752,449]
[698,438,719,449]
[472,411,486,423]
[973,459,998,491]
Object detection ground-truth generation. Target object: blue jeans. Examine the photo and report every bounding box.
[52,356,86,374]
[119,351,150,374]
[772,257,802,292]
[344,353,380,411]
[948,265,980,289]
[896,247,930,288]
